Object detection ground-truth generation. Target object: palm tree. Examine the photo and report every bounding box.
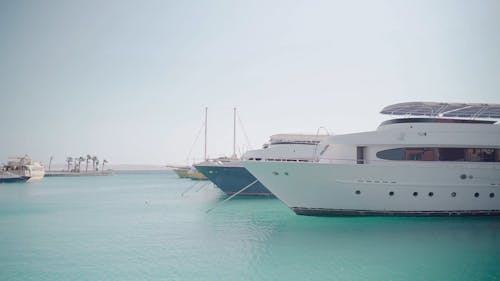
[73,156,78,172]
[48,156,54,172]
[101,159,108,172]
[66,157,73,172]
[85,155,91,173]
[95,159,100,171]
[77,157,85,172]
[92,156,98,171]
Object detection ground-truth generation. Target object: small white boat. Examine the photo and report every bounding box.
[172,166,207,180]
[3,156,45,182]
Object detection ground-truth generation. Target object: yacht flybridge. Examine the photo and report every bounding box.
[242,102,500,216]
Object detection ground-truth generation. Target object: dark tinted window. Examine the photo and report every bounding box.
[406,148,436,161]
[357,146,366,164]
[465,148,496,162]
[438,148,465,161]
[376,148,404,160]
[376,148,499,162]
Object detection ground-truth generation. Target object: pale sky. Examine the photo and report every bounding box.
[1,0,499,165]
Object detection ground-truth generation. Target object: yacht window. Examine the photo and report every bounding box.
[465,148,496,162]
[376,148,499,162]
[376,148,404,160]
[406,148,437,161]
[356,146,366,164]
[438,148,465,161]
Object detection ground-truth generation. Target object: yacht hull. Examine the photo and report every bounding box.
[0,176,30,183]
[243,161,500,216]
[26,172,44,182]
[195,164,273,196]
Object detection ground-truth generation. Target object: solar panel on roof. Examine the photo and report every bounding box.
[381,102,500,119]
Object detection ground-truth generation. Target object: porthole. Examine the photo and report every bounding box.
[460,174,467,180]
[469,175,473,179]
[389,191,394,196]
[355,190,361,195]
[272,171,279,176]
[413,192,418,197]
[428,192,434,197]
[284,172,289,176]
[451,192,457,197]
[489,193,495,198]
[474,192,479,198]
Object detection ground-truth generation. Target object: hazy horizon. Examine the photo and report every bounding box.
[1,0,499,165]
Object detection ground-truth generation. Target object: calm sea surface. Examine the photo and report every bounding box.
[1,171,499,281]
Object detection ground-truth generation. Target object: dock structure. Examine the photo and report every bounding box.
[45,171,113,177]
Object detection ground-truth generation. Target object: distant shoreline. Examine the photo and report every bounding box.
[47,164,171,172]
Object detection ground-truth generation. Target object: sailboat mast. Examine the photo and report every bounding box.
[233,107,236,158]
[204,107,208,161]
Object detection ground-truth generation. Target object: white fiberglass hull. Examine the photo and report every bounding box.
[242,161,500,216]
[25,165,45,182]
[26,172,45,182]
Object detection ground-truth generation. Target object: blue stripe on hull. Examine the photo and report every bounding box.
[0,176,29,183]
[194,165,273,196]
[292,207,500,217]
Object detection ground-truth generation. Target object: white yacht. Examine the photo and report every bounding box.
[4,156,45,182]
[243,102,500,216]
[195,134,328,196]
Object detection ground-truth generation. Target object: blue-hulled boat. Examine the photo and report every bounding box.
[195,159,271,196]
[195,133,328,196]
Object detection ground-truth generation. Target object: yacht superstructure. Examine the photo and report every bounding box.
[243,102,500,216]
[195,134,328,196]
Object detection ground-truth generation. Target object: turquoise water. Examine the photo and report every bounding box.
[1,171,499,281]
